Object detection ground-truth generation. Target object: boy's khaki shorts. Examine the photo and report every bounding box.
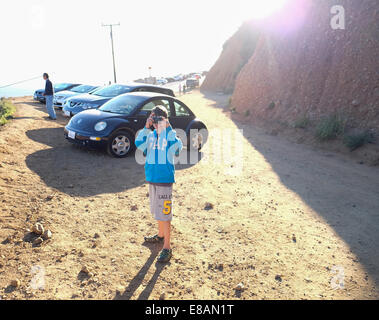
[149,184,173,221]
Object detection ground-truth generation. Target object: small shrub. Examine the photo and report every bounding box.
[0,98,16,125]
[315,114,345,141]
[268,102,275,109]
[244,110,250,117]
[343,130,375,151]
[294,116,310,129]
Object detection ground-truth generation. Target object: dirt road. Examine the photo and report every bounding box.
[1,92,378,300]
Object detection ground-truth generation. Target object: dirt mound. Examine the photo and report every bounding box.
[201,21,260,94]
[231,0,379,131]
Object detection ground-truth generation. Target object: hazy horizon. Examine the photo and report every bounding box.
[0,0,288,95]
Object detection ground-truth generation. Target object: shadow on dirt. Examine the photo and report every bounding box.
[18,100,69,125]
[203,92,379,293]
[114,243,168,300]
[4,285,17,294]
[22,232,49,248]
[12,116,40,121]
[25,127,203,197]
[77,271,93,282]
[201,91,231,110]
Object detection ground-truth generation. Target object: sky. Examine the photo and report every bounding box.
[0,0,288,90]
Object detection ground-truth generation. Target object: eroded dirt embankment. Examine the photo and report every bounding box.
[232,0,379,132]
[203,0,379,154]
[200,21,260,94]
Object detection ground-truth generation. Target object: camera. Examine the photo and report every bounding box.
[152,116,164,124]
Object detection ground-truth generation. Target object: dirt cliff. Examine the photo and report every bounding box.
[230,0,379,131]
[201,21,260,94]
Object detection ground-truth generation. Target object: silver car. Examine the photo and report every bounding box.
[53,84,99,108]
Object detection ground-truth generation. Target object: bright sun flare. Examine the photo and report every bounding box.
[244,0,289,20]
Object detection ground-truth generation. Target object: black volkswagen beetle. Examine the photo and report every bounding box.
[64,92,208,157]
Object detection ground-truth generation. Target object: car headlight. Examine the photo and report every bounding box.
[94,121,107,131]
[83,103,98,109]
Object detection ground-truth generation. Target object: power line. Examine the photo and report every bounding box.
[0,75,42,89]
[102,22,120,84]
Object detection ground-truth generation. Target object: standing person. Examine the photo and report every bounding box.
[183,84,186,94]
[135,106,183,262]
[178,83,182,95]
[42,73,56,120]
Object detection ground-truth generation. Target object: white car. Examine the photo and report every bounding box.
[53,85,99,108]
[173,74,184,81]
[156,78,168,85]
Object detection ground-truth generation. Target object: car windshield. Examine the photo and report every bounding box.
[54,83,72,91]
[92,84,132,97]
[99,95,146,115]
[71,85,96,93]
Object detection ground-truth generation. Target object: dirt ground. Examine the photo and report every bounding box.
[1,91,378,300]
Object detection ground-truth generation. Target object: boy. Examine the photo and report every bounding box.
[135,105,183,262]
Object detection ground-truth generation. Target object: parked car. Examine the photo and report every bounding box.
[64,91,208,157]
[165,77,175,83]
[62,83,175,117]
[186,78,200,89]
[156,78,168,85]
[34,83,80,103]
[173,74,184,81]
[188,73,202,80]
[53,85,99,108]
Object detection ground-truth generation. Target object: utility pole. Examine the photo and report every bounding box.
[102,22,120,83]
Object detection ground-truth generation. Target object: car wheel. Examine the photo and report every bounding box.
[107,130,135,158]
[187,125,208,151]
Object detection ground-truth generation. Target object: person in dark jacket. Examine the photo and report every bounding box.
[43,73,56,120]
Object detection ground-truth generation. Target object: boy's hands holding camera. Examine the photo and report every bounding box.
[145,113,171,129]
[145,115,153,128]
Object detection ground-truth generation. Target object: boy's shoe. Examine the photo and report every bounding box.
[144,234,164,243]
[157,248,172,263]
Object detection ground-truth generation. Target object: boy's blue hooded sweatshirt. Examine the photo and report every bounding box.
[135,126,183,183]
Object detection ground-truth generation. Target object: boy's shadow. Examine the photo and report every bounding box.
[114,243,170,300]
